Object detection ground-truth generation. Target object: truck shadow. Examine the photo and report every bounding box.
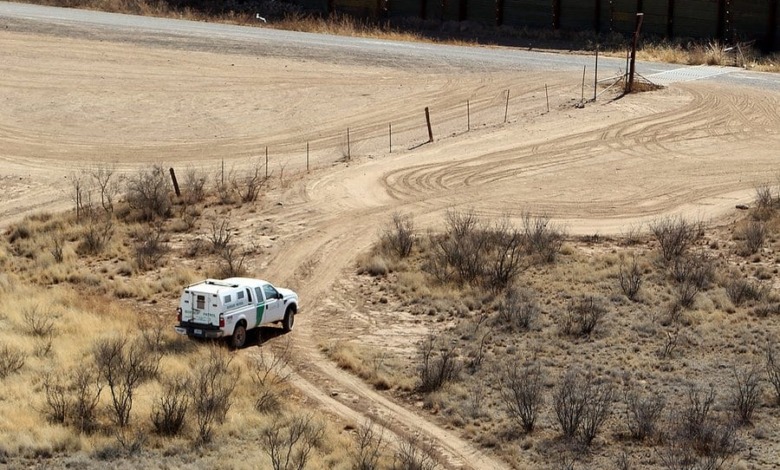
[246,325,289,348]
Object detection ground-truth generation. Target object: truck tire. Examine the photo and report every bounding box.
[282,307,295,333]
[229,323,247,349]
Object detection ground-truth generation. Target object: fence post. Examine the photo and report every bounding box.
[389,123,392,153]
[628,13,644,93]
[594,46,599,101]
[545,84,549,113]
[581,65,586,101]
[504,90,510,123]
[265,146,268,179]
[347,128,351,160]
[169,168,180,197]
[467,99,470,131]
[425,107,433,142]
[306,142,310,173]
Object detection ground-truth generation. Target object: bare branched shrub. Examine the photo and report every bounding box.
[553,368,614,446]
[93,335,160,427]
[21,305,56,338]
[430,210,486,285]
[677,385,716,445]
[650,216,702,264]
[486,219,526,291]
[251,340,292,413]
[724,275,765,306]
[70,170,93,222]
[152,372,191,436]
[0,343,26,378]
[126,165,171,221]
[218,243,248,278]
[392,434,439,470]
[417,332,461,393]
[381,213,414,258]
[659,326,681,359]
[134,224,168,271]
[50,235,64,263]
[42,372,68,424]
[90,164,122,213]
[194,347,239,444]
[563,296,607,337]
[766,341,780,405]
[625,388,665,441]
[214,166,234,204]
[78,213,114,255]
[71,365,103,433]
[730,365,762,426]
[231,158,267,203]
[619,255,643,301]
[739,221,766,256]
[350,420,386,470]
[182,167,207,204]
[261,413,325,470]
[495,286,538,331]
[209,219,232,252]
[752,184,775,221]
[499,362,544,433]
[522,212,564,263]
[671,252,715,290]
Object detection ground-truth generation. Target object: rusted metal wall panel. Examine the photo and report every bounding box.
[673,0,719,37]
[641,0,669,36]
[501,0,551,29]
[466,0,498,24]
[560,0,597,30]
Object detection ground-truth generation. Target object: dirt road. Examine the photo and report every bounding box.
[2,5,780,468]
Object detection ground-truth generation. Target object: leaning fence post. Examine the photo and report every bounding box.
[265,146,268,179]
[425,107,433,143]
[467,99,470,131]
[169,167,180,197]
[504,90,510,123]
[306,142,310,173]
[389,123,392,153]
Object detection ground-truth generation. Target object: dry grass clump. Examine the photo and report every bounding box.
[321,341,413,391]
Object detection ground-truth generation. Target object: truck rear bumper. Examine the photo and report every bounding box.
[174,326,224,339]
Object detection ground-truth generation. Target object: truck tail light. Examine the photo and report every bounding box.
[176,307,182,322]
[219,314,225,328]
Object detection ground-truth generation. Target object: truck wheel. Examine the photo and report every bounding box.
[230,323,247,349]
[282,308,295,332]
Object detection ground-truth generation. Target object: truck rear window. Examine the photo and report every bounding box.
[196,295,205,310]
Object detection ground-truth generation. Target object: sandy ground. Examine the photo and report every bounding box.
[3,22,780,469]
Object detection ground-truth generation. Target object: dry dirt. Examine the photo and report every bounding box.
[3,22,780,470]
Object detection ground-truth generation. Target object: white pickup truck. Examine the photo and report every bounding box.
[174,277,299,348]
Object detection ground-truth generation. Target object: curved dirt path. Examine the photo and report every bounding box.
[3,7,780,469]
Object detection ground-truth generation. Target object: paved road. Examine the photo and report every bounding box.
[2,1,779,91]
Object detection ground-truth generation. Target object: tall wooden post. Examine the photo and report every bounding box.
[425,107,433,142]
[169,168,180,197]
[628,13,644,93]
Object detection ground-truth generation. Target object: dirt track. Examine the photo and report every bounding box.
[3,15,780,469]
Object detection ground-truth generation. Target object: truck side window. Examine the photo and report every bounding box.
[263,284,279,301]
[255,287,263,303]
[237,291,244,300]
[224,294,232,303]
[196,295,205,310]
[246,288,252,303]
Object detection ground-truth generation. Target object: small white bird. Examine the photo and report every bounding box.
[256,13,267,22]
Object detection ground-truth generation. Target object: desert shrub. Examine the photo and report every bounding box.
[357,254,389,277]
[0,343,26,378]
[752,184,776,221]
[495,286,538,331]
[766,341,780,405]
[42,372,69,424]
[625,388,665,441]
[553,368,615,446]
[21,305,56,338]
[650,216,702,264]
[90,164,122,213]
[193,347,239,444]
[217,243,248,278]
[231,158,267,203]
[392,434,439,470]
[134,224,168,270]
[739,221,766,256]
[730,365,762,426]
[522,212,564,263]
[261,413,324,470]
[417,332,461,393]
[724,275,765,306]
[71,366,103,433]
[151,373,191,436]
[499,362,544,433]
[670,252,715,290]
[93,335,161,427]
[209,219,232,252]
[350,420,386,470]
[429,210,486,285]
[618,255,643,301]
[77,213,114,255]
[251,340,292,413]
[380,213,415,258]
[182,167,207,204]
[561,296,607,337]
[50,235,65,263]
[485,219,526,291]
[125,165,172,221]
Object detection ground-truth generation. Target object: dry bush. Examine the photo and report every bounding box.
[214,167,235,204]
[522,212,564,263]
[553,368,615,446]
[0,343,26,378]
[42,372,69,424]
[561,296,607,337]
[134,224,168,271]
[738,221,766,256]
[182,167,208,204]
[50,235,65,263]
[724,275,765,306]
[752,184,776,221]
[417,332,461,393]
[251,340,292,413]
[261,413,325,470]
[380,213,415,258]
[209,219,232,252]
[624,388,665,441]
[77,213,114,255]
[356,254,390,277]
[70,170,94,222]
[350,420,386,470]
[766,341,780,405]
[231,158,267,203]
[125,165,172,221]
[71,365,103,434]
[650,216,702,264]
[670,253,714,309]
[193,347,239,444]
[217,242,248,278]
[392,434,439,470]
[618,255,643,301]
[485,218,526,291]
[494,286,539,331]
[93,334,161,427]
[499,362,544,433]
[90,164,122,213]
[730,365,762,426]
[151,372,191,436]
[21,305,56,338]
